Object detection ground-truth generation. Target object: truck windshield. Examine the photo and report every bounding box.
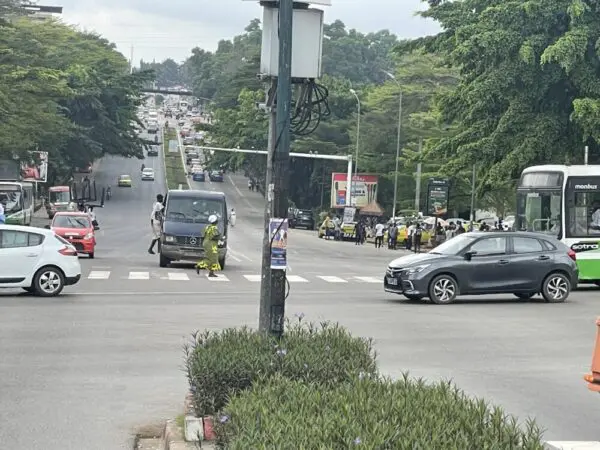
[50,191,70,203]
[166,197,225,231]
[515,190,561,234]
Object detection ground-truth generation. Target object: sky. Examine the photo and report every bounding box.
[57,0,440,64]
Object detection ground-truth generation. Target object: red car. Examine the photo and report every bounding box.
[49,212,97,258]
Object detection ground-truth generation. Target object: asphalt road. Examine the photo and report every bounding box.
[1,126,600,449]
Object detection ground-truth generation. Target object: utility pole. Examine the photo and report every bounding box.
[414,138,422,212]
[129,45,134,74]
[258,0,293,337]
[469,164,476,226]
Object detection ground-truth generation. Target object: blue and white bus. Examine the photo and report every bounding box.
[517,165,600,285]
[0,181,35,225]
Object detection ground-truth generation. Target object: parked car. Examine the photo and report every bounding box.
[383,232,578,304]
[49,212,98,258]
[192,171,205,182]
[208,170,224,182]
[0,224,82,296]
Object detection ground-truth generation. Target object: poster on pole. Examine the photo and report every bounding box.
[426,178,450,216]
[331,173,378,208]
[269,218,288,270]
[20,151,48,183]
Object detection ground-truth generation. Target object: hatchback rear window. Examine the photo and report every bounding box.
[54,235,71,246]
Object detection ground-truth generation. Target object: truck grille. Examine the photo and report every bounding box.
[175,236,202,246]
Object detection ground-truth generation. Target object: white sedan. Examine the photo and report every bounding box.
[141,168,155,180]
[0,224,82,296]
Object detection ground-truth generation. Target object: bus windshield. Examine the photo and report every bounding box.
[50,191,70,203]
[165,197,226,231]
[515,190,561,234]
[0,188,22,214]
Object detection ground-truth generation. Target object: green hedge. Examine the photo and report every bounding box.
[163,129,188,189]
[184,320,378,416]
[215,374,545,449]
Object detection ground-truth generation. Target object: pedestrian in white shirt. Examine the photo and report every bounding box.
[229,208,236,227]
[374,221,385,248]
[148,194,164,254]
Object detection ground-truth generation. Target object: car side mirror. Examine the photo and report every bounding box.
[44,225,50,229]
[464,250,477,261]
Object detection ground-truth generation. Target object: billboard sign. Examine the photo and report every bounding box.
[20,151,48,182]
[331,173,378,208]
[426,178,450,216]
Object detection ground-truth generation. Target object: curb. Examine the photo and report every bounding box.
[176,128,191,189]
[544,443,600,449]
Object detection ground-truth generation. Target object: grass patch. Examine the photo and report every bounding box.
[163,128,188,190]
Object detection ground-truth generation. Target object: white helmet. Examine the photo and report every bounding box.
[208,214,218,224]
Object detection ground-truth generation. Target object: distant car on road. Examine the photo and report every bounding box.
[49,212,97,258]
[0,224,82,296]
[208,170,224,182]
[147,145,159,156]
[118,174,132,187]
[141,168,155,181]
[290,209,314,230]
[384,231,578,304]
[192,171,205,182]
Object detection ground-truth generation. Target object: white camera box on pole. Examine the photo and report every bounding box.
[260,6,324,79]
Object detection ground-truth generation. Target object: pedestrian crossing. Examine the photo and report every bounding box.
[83,269,381,284]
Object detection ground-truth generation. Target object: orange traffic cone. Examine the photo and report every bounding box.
[584,318,600,392]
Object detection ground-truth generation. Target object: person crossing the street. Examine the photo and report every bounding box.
[148,194,164,255]
[196,214,221,277]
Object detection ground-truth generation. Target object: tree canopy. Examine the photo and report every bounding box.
[399,0,600,193]
[0,7,152,184]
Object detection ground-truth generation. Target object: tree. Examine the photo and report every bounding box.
[0,18,152,184]
[139,58,184,87]
[399,0,600,194]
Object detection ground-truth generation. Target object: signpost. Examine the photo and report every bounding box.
[426,178,450,216]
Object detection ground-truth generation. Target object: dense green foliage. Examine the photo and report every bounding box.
[399,0,600,194]
[139,58,184,87]
[0,7,151,184]
[184,321,377,416]
[216,374,545,449]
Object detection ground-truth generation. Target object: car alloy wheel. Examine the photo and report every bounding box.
[542,273,570,303]
[34,267,65,297]
[429,275,458,304]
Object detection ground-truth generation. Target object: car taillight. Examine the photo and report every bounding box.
[59,246,78,256]
[568,249,577,261]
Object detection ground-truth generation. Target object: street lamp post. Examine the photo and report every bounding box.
[349,89,360,207]
[382,70,402,219]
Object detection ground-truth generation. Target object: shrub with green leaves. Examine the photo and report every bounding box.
[215,374,545,450]
[184,320,378,416]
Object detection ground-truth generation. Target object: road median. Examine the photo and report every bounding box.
[163,127,189,190]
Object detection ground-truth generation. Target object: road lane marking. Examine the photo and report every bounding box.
[167,272,189,281]
[88,271,111,279]
[228,253,242,262]
[318,276,348,283]
[286,275,308,283]
[128,271,150,280]
[353,276,380,283]
[207,274,229,281]
[228,174,245,197]
[243,275,262,282]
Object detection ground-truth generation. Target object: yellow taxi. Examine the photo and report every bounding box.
[117,174,132,187]
[396,223,432,245]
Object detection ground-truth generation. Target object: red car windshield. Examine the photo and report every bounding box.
[52,215,91,229]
